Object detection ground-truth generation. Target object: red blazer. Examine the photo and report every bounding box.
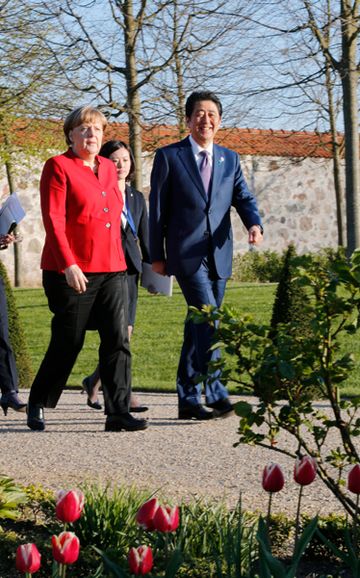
[40,149,127,273]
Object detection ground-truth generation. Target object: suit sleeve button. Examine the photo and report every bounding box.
[105,222,111,228]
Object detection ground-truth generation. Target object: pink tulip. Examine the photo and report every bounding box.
[153,504,180,532]
[16,543,41,574]
[294,456,317,486]
[136,497,159,530]
[51,531,80,565]
[128,545,153,575]
[262,463,285,493]
[348,464,360,494]
[55,489,85,523]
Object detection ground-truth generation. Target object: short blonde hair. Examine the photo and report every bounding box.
[63,106,108,146]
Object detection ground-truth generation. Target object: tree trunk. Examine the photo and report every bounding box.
[123,0,143,191]
[341,0,360,254]
[4,138,21,287]
[325,63,345,246]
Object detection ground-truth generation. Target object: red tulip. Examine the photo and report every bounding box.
[294,456,317,486]
[153,504,180,532]
[51,532,80,565]
[136,497,159,530]
[128,545,153,575]
[55,489,85,523]
[262,463,285,493]
[16,543,41,574]
[348,464,360,494]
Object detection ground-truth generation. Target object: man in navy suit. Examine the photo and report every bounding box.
[149,90,263,420]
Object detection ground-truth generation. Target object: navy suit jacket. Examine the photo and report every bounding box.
[122,185,150,274]
[149,136,262,278]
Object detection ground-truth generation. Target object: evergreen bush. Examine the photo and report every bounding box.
[0,260,33,388]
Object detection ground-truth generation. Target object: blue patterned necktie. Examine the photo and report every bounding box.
[123,196,138,239]
[199,150,212,195]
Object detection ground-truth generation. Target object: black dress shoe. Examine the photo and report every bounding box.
[178,404,213,420]
[82,377,102,410]
[105,413,148,432]
[206,399,234,418]
[87,398,102,411]
[27,404,45,431]
[130,405,149,413]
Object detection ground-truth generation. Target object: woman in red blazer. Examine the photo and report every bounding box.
[27,105,147,432]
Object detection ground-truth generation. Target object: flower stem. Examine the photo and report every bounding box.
[353,494,359,556]
[294,485,303,555]
[266,492,273,531]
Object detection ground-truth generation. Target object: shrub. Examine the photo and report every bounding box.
[232,249,284,283]
[0,260,33,388]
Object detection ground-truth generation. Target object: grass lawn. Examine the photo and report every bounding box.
[14,281,359,396]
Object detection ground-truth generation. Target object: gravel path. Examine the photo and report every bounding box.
[0,391,356,517]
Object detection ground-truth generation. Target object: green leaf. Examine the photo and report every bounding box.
[234,401,253,417]
[92,547,128,578]
[164,547,183,578]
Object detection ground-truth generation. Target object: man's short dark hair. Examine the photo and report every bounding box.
[185,91,223,119]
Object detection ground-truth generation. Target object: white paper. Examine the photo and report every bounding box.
[141,262,173,296]
[0,192,26,234]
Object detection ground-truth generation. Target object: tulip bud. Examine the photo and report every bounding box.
[51,531,80,565]
[348,464,360,494]
[128,545,153,575]
[294,456,317,486]
[262,463,285,493]
[55,489,85,523]
[16,543,41,574]
[136,497,159,530]
[153,505,180,532]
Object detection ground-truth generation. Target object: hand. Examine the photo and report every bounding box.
[0,233,16,250]
[152,260,167,276]
[248,225,263,245]
[64,264,89,293]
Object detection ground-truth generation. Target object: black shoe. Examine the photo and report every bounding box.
[178,404,213,420]
[130,405,149,413]
[83,377,102,411]
[105,413,148,432]
[27,404,45,431]
[0,392,27,416]
[206,399,234,418]
[87,398,102,410]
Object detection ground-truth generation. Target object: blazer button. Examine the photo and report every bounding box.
[105,222,111,228]
[203,231,210,237]
[101,191,107,197]
[103,207,109,212]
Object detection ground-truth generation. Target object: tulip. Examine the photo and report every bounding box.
[128,545,153,575]
[294,456,317,486]
[51,531,80,565]
[153,504,180,532]
[262,463,285,493]
[16,543,41,575]
[55,489,85,523]
[348,464,360,494]
[136,497,159,530]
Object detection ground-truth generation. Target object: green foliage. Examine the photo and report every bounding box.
[302,514,347,561]
[257,515,318,578]
[0,261,33,387]
[192,250,360,521]
[75,484,148,551]
[232,250,284,283]
[0,475,28,524]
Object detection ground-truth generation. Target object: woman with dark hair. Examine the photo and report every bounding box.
[26,107,147,432]
[82,140,150,413]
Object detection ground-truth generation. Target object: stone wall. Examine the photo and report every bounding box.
[0,152,344,287]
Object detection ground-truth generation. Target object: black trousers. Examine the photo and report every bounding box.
[0,277,18,395]
[29,271,131,415]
